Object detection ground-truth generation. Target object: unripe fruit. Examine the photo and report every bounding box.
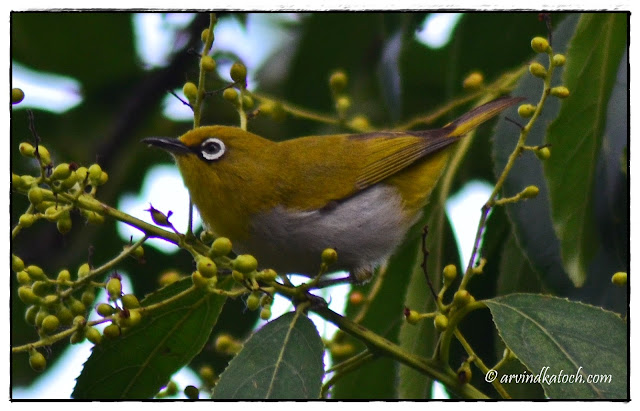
[443,264,458,284]
[531,36,550,53]
[336,96,351,112]
[201,55,216,71]
[35,307,48,328]
[453,290,472,308]
[103,323,121,339]
[230,62,247,84]
[529,62,547,79]
[200,230,215,244]
[222,88,238,103]
[70,330,85,344]
[183,81,198,102]
[550,86,570,98]
[88,164,103,185]
[37,145,51,165]
[257,268,278,282]
[611,272,627,286]
[75,166,88,182]
[78,263,91,278]
[12,254,25,272]
[57,269,71,284]
[192,271,208,288]
[17,271,32,285]
[242,95,254,109]
[463,72,484,89]
[69,297,87,315]
[329,71,348,93]
[19,214,36,228]
[247,292,261,311]
[121,294,141,309]
[19,142,36,157]
[233,254,258,274]
[42,294,59,309]
[12,88,25,104]
[25,305,39,326]
[26,265,46,280]
[56,306,74,326]
[211,237,232,256]
[434,314,449,331]
[19,175,37,190]
[260,306,272,320]
[321,248,338,265]
[97,303,114,317]
[552,54,566,67]
[231,270,244,282]
[197,256,217,278]
[57,215,72,234]
[201,28,211,43]
[260,294,273,307]
[31,281,51,297]
[81,290,95,307]
[215,334,241,354]
[29,350,47,372]
[60,171,79,190]
[405,309,421,325]
[18,286,40,305]
[521,185,540,199]
[85,327,102,345]
[41,314,60,334]
[28,186,44,205]
[518,104,537,118]
[536,147,551,160]
[199,365,215,382]
[119,309,141,328]
[106,277,122,300]
[51,163,72,180]
[159,271,182,287]
[348,115,371,131]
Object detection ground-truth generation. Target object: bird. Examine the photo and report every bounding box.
[143,96,521,283]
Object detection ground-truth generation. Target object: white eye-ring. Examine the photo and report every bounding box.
[200,138,226,161]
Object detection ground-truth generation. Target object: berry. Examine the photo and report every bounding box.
[19,142,36,157]
[405,308,421,325]
[183,82,198,102]
[329,71,348,93]
[222,88,238,103]
[550,86,570,98]
[88,163,103,185]
[529,62,547,79]
[521,185,540,199]
[200,230,215,244]
[552,54,566,67]
[611,272,627,286]
[434,314,449,331]
[230,62,247,84]
[531,36,550,53]
[97,303,114,317]
[233,254,258,274]
[25,305,39,326]
[85,327,102,345]
[463,72,484,89]
[443,264,458,284]
[27,186,44,205]
[41,314,60,334]
[518,104,537,118]
[103,323,121,339]
[18,286,40,305]
[536,147,551,161]
[12,88,25,104]
[192,271,208,288]
[336,96,351,113]
[453,290,472,308]
[321,248,338,265]
[51,163,72,180]
[78,263,91,278]
[211,237,232,256]
[19,214,36,228]
[201,55,216,72]
[12,254,25,272]
[29,350,47,372]
[121,294,140,309]
[197,256,217,278]
[106,277,122,300]
[260,306,272,320]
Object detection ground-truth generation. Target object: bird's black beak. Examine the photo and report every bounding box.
[141,137,191,155]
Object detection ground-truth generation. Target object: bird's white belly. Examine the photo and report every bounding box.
[233,184,419,278]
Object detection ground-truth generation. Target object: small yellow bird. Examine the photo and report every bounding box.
[143,96,521,283]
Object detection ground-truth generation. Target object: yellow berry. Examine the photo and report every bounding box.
[199,365,215,382]
[517,104,537,118]
[98,171,109,185]
[12,88,25,104]
[96,303,114,317]
[192,271,209,288]
[247,292,261,311]
[231,270,244,283]
[348,115,371,131]
[12,254,25,272]
[27,186,44,205]
[260,306,272,320]
[329,70,348,93]
[552,54,566,67]
[233,254,258,274]
[37,145,51,166]
[19,213,36,228]
[321,248,338,265]
[31,281,51,297]
[521,185,540,199]
[463,72,484,89]
[75,166,88,182]
[103,323,121,339]
[443,264,458,284]
[69,297,87,315]
[51,163,72,180]
[242,95,254,109]
[434,314,449,331]
[159,271,182,287]
[222,87,238,103]
[531,36,550,53]
[41,314,60,334]
[88,163,103,185]
[56,306,74,326]
[405,309,421,325]
[201,28,211,43]
[336,96,351,113]
[529,62,547,78]
[29,350,47,372]
[197,256,217,278]
[78,263,91,278]
[230,62,247,84]
[201,55,216,72]
[200,230,215,244]
[57,269,71,284]
[121,294,140,309]
[257,268,278,282]
[536,146,551,160]
[57,214,72,234]
[18,286,39,305]
[611,272,627,286]
[17,270,32,285]
[183,81,198,102]
[26,265,46,280]
[119,309,141,328]
[19,142,36,157]
[453,290,472,308]
[25,305,39,326]
[550,86,570,98]
[85,327,102,345]
[106,277,122,300]
[211,237,232,256]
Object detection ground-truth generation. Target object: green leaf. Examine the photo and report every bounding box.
[544,14,627,286]
[485,294,627,399]
[212,311,324,399]
[72,278,229,399]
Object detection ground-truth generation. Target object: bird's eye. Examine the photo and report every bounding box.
[200,138,226,161]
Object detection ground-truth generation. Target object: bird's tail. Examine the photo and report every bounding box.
[444,96,525,137]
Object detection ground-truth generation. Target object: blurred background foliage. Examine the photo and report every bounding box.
[11,12,627,398]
